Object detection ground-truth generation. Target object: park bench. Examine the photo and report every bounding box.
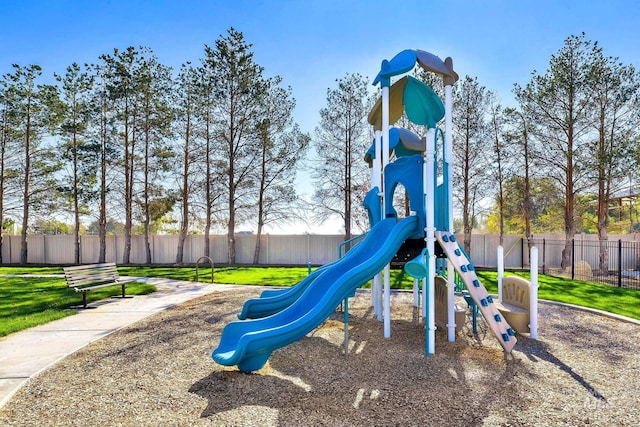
[494,276,531,333]
[64,263,136,309]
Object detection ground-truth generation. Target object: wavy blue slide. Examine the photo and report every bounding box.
[212,216,421,372]
[237,231,370,320]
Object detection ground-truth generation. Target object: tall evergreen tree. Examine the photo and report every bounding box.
[55,62,96,264]
[313,73,371,240]
[585,48,640,273]
[453,75,491,253]
[515,33,598,270]
[253,76,309,263]
[0,81,19,263]
[174,63,200,264]
[503,107,534,245]
[195,64,225,259]
[100,46,148,264]
[87,62,118,263]
[203,27,267,264]
[487,94,510,246]
[1,64,62,264]
[136,53,175,264]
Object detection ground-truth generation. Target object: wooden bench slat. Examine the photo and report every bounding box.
[67,277,118,287]
[63,263,116,271]
[73,283,121,292]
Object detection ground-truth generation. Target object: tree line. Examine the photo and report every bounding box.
[2,30,639,272]
[451,33,640,273]
[0,28,311,265]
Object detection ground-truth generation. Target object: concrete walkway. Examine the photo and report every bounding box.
[0,277,239,409]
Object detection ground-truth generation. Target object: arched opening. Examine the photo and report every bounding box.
[392,183,411,219]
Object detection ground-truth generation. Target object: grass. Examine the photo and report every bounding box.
[0,273,156,338]
[1,264,638,338]
[120,265,420,289]
[0,266,64,275]
[119,266,640,320]
[117,266,315,287]
[475,270,640,321]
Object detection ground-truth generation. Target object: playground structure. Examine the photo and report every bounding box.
[212,49,535,372]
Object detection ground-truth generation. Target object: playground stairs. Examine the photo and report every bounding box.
[435,231,517,353]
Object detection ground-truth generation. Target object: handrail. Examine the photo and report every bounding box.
[195,256,214,283]
[338,232,367,258]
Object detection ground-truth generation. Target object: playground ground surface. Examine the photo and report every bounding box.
[0,285,638,426]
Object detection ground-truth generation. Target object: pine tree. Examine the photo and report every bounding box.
[202,27,267,264]
[515,34,598,270]
[313,73,371,240]
[253,76,309,263]
[2,64,62,264]
[55,62,96,264]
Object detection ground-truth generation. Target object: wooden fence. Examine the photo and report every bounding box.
[2,233,640,279]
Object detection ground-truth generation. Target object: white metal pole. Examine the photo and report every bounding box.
[445,76,455,344]
[421,134,429,319]
[374,275,382,320]
[382,85,391,339]
[425,128,436,354]
[427,253,436,354]
[383,266,391,337]
[530,246,539,339]
[497,245,504,302]
[372,130,383,319]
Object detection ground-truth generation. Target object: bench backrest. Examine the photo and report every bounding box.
[64,263,120,288]
[435,276,447,305]
[434,276,449,326]
[434,276,466,333]
[502,276,530,309]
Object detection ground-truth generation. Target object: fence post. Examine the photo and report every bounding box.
[497,245,504,302]
[521,238,524,269]
[571,238,575,280]
[529,246,539,340]
[618,239,622,288]
[542,238,546,275]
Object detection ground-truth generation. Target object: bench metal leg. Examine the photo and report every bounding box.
[82,291,88,309]
[121,284,126,298]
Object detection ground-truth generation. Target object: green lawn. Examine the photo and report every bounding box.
[0,273,155,337]
[120,265,418,289]
[1,265,638,338]
[117,265,315,287]
[119,265,640,320]
[0,266,64,275]
[475,270,640,321]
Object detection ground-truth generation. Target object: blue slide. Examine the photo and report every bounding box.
[212,216,421,372]
[237,232,369,319]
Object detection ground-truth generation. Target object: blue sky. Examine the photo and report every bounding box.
[2,0,639,233]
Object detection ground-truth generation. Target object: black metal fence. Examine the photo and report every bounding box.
[526,238,640,290]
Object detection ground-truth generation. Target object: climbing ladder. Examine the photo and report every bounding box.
[435,231,517,354]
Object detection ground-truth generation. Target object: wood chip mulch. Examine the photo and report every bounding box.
[1,288,638,426]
